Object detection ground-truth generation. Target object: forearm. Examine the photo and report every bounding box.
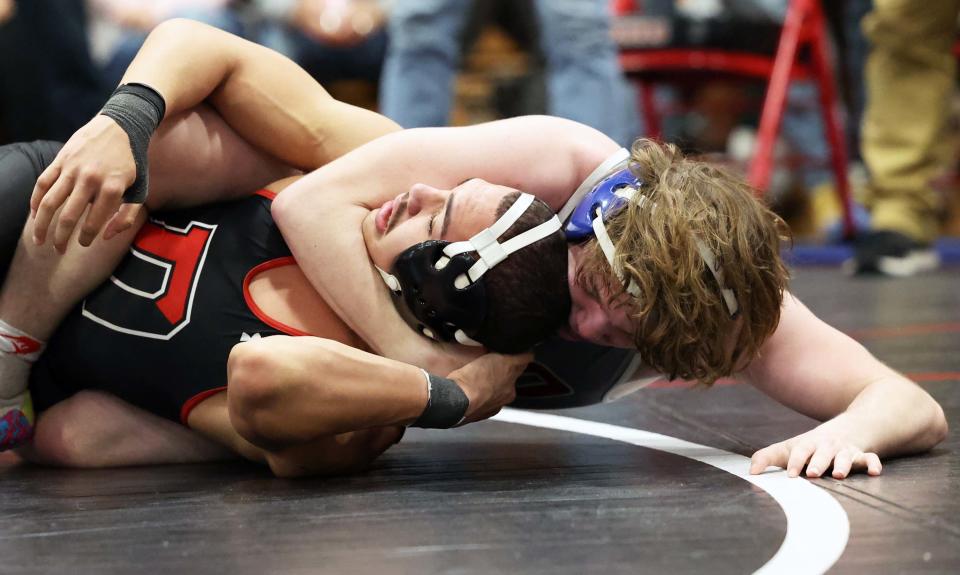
[275,116,619,214]
[227,337,434,445]
[187,389,401,478]
[820,376,948,457]
[122,19,399,170]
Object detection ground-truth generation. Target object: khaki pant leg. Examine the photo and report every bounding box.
[861,0,960,243]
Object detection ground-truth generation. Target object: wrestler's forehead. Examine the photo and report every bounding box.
[446,179,515,237]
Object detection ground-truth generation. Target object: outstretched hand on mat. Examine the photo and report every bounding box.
[749,423,882,479]
[450,351,534,425]
[30,115,142,252]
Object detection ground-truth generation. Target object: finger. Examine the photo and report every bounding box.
[33,171,76,245]
[864,453,882,476]
[750,443,789,474]
[806,443,839,478]
[53,174,99,252]
[77,188,121,247]
[102,203,141,241]
[786,442,816,478]
[31,161,62,216]
[831,449,855,479]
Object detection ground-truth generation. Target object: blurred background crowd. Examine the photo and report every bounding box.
[0,0,958,268]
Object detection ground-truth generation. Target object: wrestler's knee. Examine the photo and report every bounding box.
[29,391,109,467]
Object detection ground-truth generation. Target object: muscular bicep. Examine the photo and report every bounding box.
[739,293,898,421]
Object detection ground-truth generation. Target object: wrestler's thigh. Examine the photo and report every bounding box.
[0,141,62,282]
[19,390,235,468]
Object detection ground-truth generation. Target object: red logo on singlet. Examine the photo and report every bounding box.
[0,333,42,356]
[81,218,218,340]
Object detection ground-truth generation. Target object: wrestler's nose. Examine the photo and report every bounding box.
[407,183,445,216]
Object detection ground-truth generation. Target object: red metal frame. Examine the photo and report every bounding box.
[618,0,855,238]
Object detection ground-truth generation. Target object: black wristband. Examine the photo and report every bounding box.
[410,371,469,429]
[99,83,166,204]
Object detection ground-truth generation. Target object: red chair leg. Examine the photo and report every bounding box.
[638,80,661,140]
[748,0,810,194]
[808,5,856,239]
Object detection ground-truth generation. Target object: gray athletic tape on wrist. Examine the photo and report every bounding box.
[410,369,469,429]
[99,83,166,204]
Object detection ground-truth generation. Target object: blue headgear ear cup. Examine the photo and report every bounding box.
[388,240,487,343]
[565,167,642,241]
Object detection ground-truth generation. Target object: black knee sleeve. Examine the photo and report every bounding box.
[0,141,63,283]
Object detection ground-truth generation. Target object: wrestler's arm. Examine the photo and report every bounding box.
[32,19,400,249]
[272,117,618,368]
[184,336,527,478]
[147,104,298,211]
[122,19,399,169]
[225,336,527,442]
[738,293,948,479]
[186,393,404,478]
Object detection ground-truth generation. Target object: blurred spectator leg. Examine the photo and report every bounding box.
[534,0,635,146]
[102,6,245,88]
[839,0,871,162]
[278,23,387,87]
[853,0,960,274]
[379,0,472,127]
[0,0,106,142]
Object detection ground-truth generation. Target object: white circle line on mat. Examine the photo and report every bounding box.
[492,407,849,575]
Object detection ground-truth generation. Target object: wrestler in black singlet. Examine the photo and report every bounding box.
[29,191,304,423]
[2,140,645,422]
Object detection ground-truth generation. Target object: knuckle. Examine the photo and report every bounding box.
[39,194,60,210]
[77,166,102,185]
[58,215,78,229]
[102,180,125,197]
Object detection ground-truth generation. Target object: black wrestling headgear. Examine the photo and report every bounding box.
[377,192,561,346]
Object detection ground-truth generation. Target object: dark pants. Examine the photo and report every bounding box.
[0,0,105,142]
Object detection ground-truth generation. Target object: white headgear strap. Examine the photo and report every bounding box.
[558,147,632,223]
[375,192,562,346]
[591,188,643,297]
[590,187,740,317]
[436,192,562,288]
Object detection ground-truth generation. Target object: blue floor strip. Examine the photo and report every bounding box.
[786,238,960,266]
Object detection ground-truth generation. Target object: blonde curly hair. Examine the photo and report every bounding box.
[576,139,792,385]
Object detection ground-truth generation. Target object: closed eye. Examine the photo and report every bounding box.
[427,208,442,236]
